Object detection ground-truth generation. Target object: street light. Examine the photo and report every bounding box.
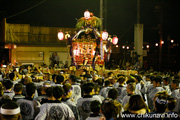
[171,39,174,43]
[146,45,149,49]
[155,43,158,46]
[161,40,164,45]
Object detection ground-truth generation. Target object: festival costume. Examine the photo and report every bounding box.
[35,100,75,120]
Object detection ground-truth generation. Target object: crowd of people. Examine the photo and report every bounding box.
[0,62,180,120]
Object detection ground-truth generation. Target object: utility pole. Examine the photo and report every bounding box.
[134,0,143,68]
[100,0,103,31]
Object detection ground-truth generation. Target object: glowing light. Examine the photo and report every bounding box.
[102,31,108,40]
[93,51,96,55]
[122,46,125,49]
[112,37,118,45]
[126,46,129,49]
[146,45,149,49]
[14,45,17,49]
[73,50,79,56]
[103,45,108,52]
[155,43,158,46]
[171,39,174,43]
[116,45,118,48]
[161,41,164,44]
[84,10,90,19]
[65,33,70,39]
[58,32,64,40]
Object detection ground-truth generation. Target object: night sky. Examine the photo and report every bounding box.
[0,0,180,45]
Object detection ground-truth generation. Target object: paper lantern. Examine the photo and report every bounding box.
[84,10,90,19]
[102,31,108,40]
[112,37,118,45]
[58,32,64,40]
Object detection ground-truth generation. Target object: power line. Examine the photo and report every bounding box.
[7,0,46,19]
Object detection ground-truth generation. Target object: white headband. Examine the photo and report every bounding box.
[0,107,20,115]
[44,84,51,87]
[87,78,92,80]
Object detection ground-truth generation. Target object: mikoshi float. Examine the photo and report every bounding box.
[58,10,118,69]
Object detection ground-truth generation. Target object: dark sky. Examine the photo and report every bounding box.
[0,0,180,44]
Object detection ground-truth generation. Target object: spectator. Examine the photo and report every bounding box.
[101,101,118,120]
[123,94,149,120]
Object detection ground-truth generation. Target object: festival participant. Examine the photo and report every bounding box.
[93,84,104,101]
[162,77,171,95]
[116,76,126,98]
[134,75,142,91]
[165,96,177,114]
[123,95,149,120]
[122,83,136,107]
[171,79,180,100]
[77,82,102,120]
[40,87,55,104]
[69,75,82,104]
[174,93,180,114]
[21,76,38,99]
[86,100,105,120]
[62,83,80,120]
[3,80,14,99]
[35,86,75,120]
[141,74,152,104]
[118,78,142,103]
[145,91,169,120]
[51,75,64,87]
[12,83,25,102]
[148,76,164,111]
[0,101,21,120]
[17,83,40,120]
[99,80,113,99]
[36,82,50,103]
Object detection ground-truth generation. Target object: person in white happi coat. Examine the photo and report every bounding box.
[117,78,142,103]
[171,79,180,100]
[99,80,113,99]
[148,76,164,111]
[122,83,136,107]
[62,83,80,120]
[69,75,82,104]
[3,80,14,99]
[35,86,75,120]
[140,74,153,106]
[77,82,102,120]
[17,83,40,120]
[86,100,105,120]
[162,77,171,95]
